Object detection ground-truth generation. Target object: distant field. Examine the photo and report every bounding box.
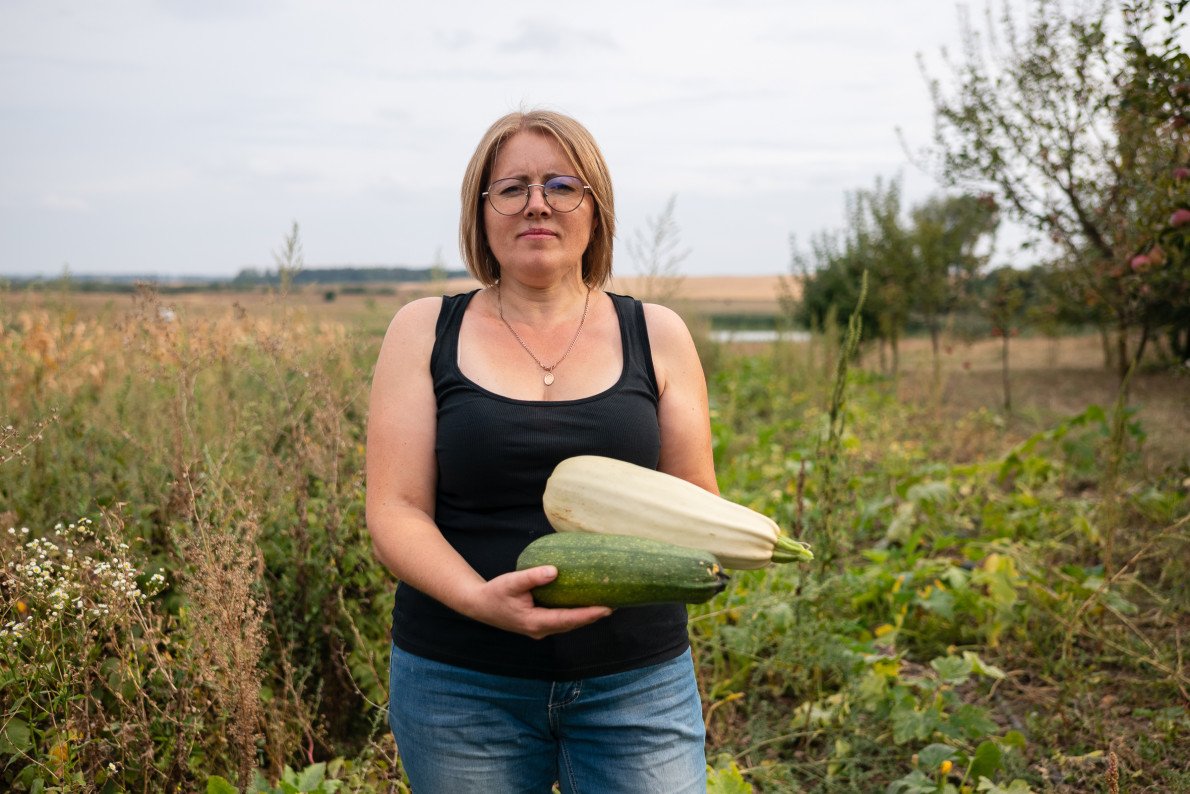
[410,274,793,316]
[608,274,792,316]
[4,274,791,332]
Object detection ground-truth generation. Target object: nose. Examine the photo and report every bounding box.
[523,183,552,215]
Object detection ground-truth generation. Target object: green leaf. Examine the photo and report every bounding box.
[973,556,1020,608]
[892,702,934,744]
[0,717,32,754]
[885,769,937,794]
[949,704,999,740]
[943,565,970,590]
[295,762,326,792]
[931,654,973,685]
[918,742,958,769]
[1000,730,1027,751]
[976,778,1034,793]
[857,669,891,707]
[706,760,753,793]
[907,480,951,504]
[248,769,272,793]
[207,776,240,794]
[970,740,1003,781]
[886,501,917,543]
[962,651,1006,680]
[919,588,956,619]
[863,548,891,563]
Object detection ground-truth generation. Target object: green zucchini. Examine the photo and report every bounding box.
[516,532,729,607]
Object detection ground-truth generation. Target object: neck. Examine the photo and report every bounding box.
[495,280,594,385]
[494,277,590,322]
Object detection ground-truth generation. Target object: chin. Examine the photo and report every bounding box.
[502,260,581,284]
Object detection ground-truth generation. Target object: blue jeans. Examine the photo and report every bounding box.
[388,645,707,793]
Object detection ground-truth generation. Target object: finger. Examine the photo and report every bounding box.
[501,565,558,593]
[558,605,613,622]
[530,605,613,637]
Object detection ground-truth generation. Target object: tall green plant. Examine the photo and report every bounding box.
[812,271,869,566]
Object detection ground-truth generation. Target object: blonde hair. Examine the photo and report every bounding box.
[459,109,615,287]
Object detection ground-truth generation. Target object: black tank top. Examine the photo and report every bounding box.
[390,289,690,680]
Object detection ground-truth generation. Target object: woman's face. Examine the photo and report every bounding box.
[483,130,596,285]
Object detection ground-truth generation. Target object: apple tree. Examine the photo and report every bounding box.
[919,0,1189,378]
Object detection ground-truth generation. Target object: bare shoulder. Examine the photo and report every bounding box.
[641,302,704,394]
[376,296,441,357]
[387,296,443,337]
[641,302,696,349]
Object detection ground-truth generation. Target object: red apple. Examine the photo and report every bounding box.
[1171,208,1190,228]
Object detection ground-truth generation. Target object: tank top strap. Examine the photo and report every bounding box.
[608,292,659,399]
[430,290,478,392]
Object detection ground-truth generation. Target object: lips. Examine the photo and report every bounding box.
[518,227,557,238]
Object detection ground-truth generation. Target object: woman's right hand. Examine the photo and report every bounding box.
[461,566,612,640]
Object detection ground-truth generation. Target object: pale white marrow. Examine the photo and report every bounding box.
[542,455,812,570]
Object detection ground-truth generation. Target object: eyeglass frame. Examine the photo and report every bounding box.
[481,176,593,215]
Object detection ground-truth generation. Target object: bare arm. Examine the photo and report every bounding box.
[644,303,719,494]
[365,297,610,638]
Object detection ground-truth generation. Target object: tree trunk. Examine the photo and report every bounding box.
[930,325,942,396]
[1100,324,1114,371]
[1116,323,1130,385]
[1134,324,1150,372]
[1172,322,1190,362]
[1002,333,1012,413]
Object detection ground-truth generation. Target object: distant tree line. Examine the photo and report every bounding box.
[791,0,1189,386]
[230,265,469,287]
[4,265,469,295]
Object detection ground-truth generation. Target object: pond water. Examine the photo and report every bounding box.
[707,329,810,343]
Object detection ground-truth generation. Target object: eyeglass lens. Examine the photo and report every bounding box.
[485,176,587,214]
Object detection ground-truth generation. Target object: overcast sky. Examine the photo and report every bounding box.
[2,1,1020,279]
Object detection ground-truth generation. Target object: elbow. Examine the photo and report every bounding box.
[364,510,387,565]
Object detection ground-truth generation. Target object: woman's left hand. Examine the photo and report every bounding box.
[458,565,613,640]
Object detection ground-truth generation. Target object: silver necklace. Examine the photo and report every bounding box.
[497,284,592,386]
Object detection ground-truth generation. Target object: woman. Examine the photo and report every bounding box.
[366,108,716,793]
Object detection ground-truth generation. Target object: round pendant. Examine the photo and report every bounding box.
[543,372,555,386]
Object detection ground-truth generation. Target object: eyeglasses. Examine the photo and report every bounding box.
[482,176,592,215]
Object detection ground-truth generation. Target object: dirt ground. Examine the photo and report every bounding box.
[879,334,1189,472]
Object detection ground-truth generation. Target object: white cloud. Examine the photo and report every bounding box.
[0,0,1033,277]
[38,194,91,212]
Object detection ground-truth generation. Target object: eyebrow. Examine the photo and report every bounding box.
[491,171,571,183]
